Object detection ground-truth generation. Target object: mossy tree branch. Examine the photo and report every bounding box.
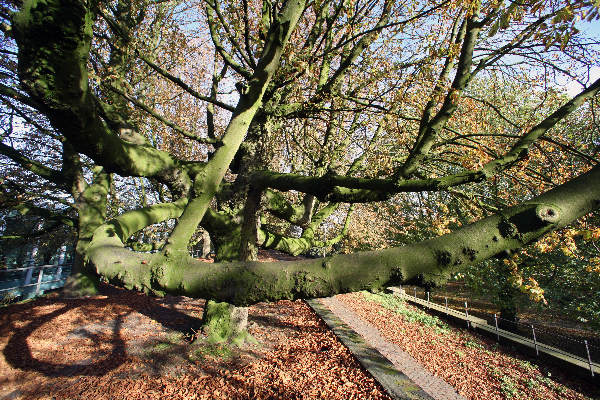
[397,10,480,179]
[12,0,194,190]
[87,164,600,305]
[0,141,67,186]
[11,202,76,228]
[162,0,307,253]
[264,189,315,226]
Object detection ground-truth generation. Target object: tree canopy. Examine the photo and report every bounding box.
[0,0,599,306]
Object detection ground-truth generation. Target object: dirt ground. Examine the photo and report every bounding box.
[0,285,390,400]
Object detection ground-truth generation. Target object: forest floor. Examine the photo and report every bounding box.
[0,286,390,400]
[1,286,598,399]
[0,250,598,400]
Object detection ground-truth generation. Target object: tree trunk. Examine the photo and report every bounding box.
[239,186,262,262]
[63,167,109,297]
[201,300,251,346]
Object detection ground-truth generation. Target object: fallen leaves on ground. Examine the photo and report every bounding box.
[335,292,598,400]
[0,286,390,400]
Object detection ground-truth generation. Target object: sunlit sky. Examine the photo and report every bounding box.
[564,19,600,96]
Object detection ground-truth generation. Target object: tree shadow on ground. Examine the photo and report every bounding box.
[2,284,204,377]
[0,289,392,400]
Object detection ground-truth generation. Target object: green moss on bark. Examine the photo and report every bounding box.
[62,272,100,297]
[201,300,254,346]
[78,159,600,306]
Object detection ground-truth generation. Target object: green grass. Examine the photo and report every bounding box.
[500,375,519,399]
[464,340,485,350]
[517,359,538,372]
[152,341,174,351]
[167,332,187,344]
[0,291,44,308]
[361,291,450,334]
[526,377,540,389]
[144,332,186,354]
[191,342,233,361]
[0,291,22,307]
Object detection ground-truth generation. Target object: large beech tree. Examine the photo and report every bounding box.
[0,0,599,309]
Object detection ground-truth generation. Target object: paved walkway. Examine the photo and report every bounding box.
[319,297,466,400]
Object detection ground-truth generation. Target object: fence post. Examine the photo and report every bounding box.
[414,287,417,299]
[56,245,66,279]
[35,267,44,295]
[464,301,470,329]
[494,314,499,342]
[24,265,33,286]
[585,340,595,377]
[445,297,448,315]
[427,291,430,304]
[531,325,539,356]
[24,250,35,286]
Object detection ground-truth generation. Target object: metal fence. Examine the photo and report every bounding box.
[0,263,72,301]
[390,286,600,377]
[0,247,72,301]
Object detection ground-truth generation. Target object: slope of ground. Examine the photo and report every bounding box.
[335,291,599,400]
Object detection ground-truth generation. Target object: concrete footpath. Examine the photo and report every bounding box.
[307,297,466,400]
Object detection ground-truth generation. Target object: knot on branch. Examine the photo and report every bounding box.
[498,218,519,239]
[535,204,561,224]
[498,203,562,242]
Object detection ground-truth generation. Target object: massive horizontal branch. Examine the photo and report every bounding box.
[88,164,600,305]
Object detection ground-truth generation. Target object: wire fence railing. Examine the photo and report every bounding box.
[391,286,599,377]
[0,247,72,301]
[0,263,73,300]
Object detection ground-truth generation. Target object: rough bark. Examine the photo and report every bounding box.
[9,0,600,308]
[63,166,109,297]
[201,300,252,345]
[12,0,192,188]
[239,187,262,261]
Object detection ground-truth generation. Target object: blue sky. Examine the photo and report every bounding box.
[564,19,600,96]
